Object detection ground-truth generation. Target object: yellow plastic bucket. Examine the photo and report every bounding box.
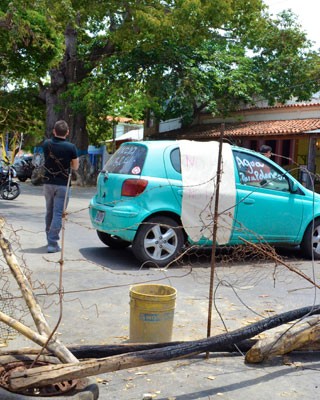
[129,284,177,343]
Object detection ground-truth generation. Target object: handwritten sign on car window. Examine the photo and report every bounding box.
[234,152,287,188]
[106,145,147,174]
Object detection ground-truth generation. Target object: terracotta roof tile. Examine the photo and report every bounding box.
[238,102,320,112]
[159,119,320,139]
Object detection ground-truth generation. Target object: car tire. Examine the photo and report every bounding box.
[132,216,185,267]
[18,177,27,182]
[301,218,320,260]
[97,231,131,249]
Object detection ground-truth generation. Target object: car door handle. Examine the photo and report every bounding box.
[241,197,255,205]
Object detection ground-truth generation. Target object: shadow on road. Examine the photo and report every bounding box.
[79,246,142,271]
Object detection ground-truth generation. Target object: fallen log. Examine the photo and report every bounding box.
[8,304,320,391]
[0,339,256,359]
[68,340,255,358]
[245,315,320,363]
[3,336,319,362]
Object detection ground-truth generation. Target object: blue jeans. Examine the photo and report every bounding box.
[44,184,70,247]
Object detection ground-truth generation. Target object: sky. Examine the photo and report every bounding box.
[264,0,320,49]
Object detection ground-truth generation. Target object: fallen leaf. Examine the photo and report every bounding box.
[96,378,109,385]
[142,393,157,399]
[125,383,135,389]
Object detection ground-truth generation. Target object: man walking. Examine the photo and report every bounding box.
[43,120,79,253]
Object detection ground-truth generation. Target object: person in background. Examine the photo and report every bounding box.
[260,144,272,158]
[43,120,79,253]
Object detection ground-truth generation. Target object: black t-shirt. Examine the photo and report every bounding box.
[43,137,78,185]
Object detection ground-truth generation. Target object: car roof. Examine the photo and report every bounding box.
[122,140,180,149]
[123,140,257,155]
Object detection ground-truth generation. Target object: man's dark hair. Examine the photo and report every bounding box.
[260,144,272,154]
[54,120,69,137]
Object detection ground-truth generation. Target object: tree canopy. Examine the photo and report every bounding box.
[1,0,319,150]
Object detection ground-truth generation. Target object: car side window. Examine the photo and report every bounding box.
[170,148,181,173]
[233,151,290,192]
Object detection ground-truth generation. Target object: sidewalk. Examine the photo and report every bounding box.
[0,181,319,399]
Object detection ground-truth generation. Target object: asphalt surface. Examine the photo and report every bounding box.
[0,181,319,400]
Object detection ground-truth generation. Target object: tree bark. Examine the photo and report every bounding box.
[42,24,95,185]
[0,340,256,359]
[45,25,89,148]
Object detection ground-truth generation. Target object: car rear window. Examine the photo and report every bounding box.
[104,144,147,175]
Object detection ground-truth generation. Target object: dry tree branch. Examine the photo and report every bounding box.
[0,217,78,363]
[240,237,320,289]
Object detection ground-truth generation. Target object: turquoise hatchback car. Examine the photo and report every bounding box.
[89,140,320,266]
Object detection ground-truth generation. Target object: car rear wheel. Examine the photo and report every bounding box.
[301,218,320,260]
[132,216,185,267]
[97,231,131,249]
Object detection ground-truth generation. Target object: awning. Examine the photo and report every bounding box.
[106,129,144,142]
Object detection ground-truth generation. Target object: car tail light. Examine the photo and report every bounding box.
[122,179,148,196]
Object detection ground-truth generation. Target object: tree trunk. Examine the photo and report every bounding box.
[45,25,89,148]
[42,24,95,185]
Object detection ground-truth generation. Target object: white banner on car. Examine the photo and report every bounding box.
[180,140,236,244]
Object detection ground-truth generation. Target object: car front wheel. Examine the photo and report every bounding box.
[132,216,185,267]
[301,218,320,260]
[97,231,131,249]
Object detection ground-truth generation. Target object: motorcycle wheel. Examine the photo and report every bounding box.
[0,182,20,200]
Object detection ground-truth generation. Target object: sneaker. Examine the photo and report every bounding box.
[47,245,61,253]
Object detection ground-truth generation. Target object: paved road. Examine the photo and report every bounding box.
[0,181,319,399]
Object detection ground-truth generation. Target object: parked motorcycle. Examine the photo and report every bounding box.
[13,154,35,182]
[0,161,20,200]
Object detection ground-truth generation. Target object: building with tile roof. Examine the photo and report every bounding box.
[147,102,320,186]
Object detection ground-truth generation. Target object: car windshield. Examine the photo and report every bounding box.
[104,144,147,175]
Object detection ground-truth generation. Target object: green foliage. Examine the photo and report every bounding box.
[1,0,320,146]
[0,87,45,146]
[0,1,63,81]
[249,10,320,104]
